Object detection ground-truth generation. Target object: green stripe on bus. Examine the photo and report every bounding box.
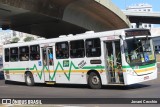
[122,66,131,68]
[83,66,104,69]
[3,61,104,81]
[122,63,155,69]
[139,63,155,69]
[3,68,26,70]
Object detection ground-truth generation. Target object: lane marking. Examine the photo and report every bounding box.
[0,86,8,87]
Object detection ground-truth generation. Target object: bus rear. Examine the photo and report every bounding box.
[122,29,157,85]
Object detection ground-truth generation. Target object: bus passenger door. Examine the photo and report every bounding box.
[42,47,54,82]
[105,41,124,84]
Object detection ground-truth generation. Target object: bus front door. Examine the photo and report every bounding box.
[105,41,124,84]
[42,47,54,82]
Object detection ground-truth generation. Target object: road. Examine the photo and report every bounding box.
[0,72,159,107]
[0,77,159,98]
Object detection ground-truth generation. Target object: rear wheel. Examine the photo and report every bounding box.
[88,72,102,89]
[25,72,34,86]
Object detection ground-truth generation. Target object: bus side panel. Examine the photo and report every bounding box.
[54,59,88,84]
[3,62,27,82]
[29,61,45,83]
[3,61,45,83]
[54,58,107,85]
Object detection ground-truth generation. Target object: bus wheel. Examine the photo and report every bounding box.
[88,72,102,89]
[25,72,34,86]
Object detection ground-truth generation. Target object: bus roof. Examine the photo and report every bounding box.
[3,28,150,48]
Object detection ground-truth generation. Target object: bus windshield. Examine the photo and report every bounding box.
[125,37,155,66]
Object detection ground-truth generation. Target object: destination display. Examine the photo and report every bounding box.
[125,30,150,37]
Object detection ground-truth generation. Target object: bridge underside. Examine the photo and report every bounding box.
[0,0,130,38]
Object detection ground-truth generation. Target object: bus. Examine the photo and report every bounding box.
[3,28,157,89]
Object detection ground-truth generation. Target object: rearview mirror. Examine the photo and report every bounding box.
[144,44,149,49]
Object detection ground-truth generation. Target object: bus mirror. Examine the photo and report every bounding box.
[144,44,149,49]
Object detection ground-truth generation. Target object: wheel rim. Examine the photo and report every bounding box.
[91,76,100,85]
[26,75,31,84]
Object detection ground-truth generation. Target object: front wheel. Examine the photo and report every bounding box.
[88,72,102,89]
[25,72,34,86]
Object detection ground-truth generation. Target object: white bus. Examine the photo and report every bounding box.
[3,28,157,89]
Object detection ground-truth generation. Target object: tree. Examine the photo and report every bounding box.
[24,36,34,42]
[11,37,20,43]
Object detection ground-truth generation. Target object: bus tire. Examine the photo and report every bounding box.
[25,72,34,86]
[88,72,102,89]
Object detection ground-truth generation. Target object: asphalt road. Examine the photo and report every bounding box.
[0,73,159,98]
[0,72,159,107]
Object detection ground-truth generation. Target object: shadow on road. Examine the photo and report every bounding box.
[4,80,151,90]
[4,80,26,85]
[4,80,90,89]
[102,84,150,90]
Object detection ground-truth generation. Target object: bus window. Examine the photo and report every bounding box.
[30,45,40,60]
[19,46,29,61]
[42,48,47,66]
[56,42,69,59]
[5,48,9,62]
[10,47,18,62]
[115,41,121,65]
[106,42,114,78]
[85,38,101,57]
[48,48,53,65]
[70,40,85,58]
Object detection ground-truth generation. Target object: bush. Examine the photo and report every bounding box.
[24,37,34,42]
[11,37,20,43]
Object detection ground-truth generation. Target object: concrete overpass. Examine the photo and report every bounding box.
[0,0,130,38]
[123,10,160,27]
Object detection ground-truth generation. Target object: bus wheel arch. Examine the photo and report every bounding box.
[25,71,34,86]
[87,70,102,89]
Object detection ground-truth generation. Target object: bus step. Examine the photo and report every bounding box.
[108,83,124,86]
[45,81,55,85]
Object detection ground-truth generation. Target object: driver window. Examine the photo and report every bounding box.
[115,41,121,65]
[48,48,53,65]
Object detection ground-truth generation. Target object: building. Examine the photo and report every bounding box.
[0,29,13,43]
[151,28,160,53]
[0,29,44,55]
[0,30,43,44]
[126,3,153,29]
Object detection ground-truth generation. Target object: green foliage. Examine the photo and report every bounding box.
[11,37,20,43]
[24,36,34,42]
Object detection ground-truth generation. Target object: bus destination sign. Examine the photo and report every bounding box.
[125,30,150,37]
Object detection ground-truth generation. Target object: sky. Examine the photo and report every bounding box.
[111,0,160,28]
[111,0,160,11]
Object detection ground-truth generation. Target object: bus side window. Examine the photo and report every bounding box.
[19,46,29,61]
[30,45,40,60]
[10,47,18,62]
[56,42,69,59]
[4,48,10,62]
[115,41,121,64]
[70,40,85,58]
[48,48,53,65]
[85,38,101,57]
